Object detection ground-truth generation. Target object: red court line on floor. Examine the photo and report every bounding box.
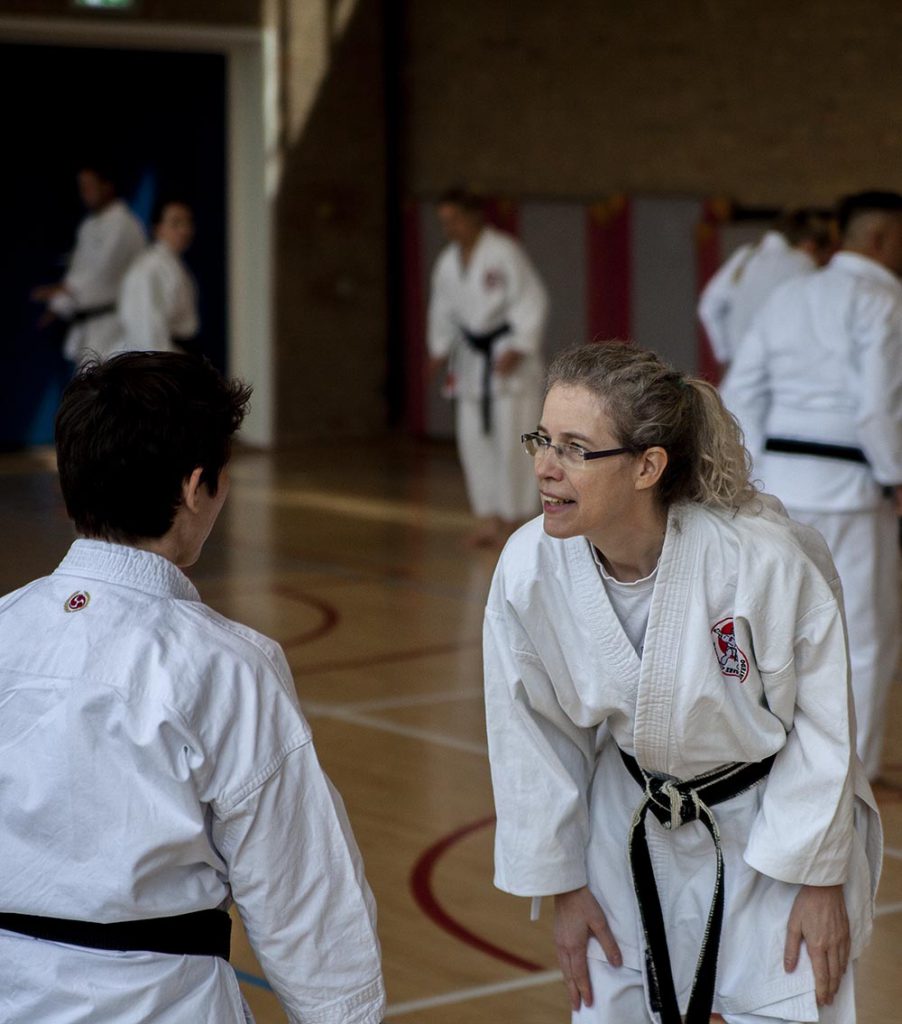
[410,815,544,973]
[267,584,341,648]
[298,638,481,674]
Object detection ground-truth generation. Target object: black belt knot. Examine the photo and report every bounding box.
[460,322,512,433]
[619,748,775,1024]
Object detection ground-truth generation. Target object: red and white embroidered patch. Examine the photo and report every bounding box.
[711,617,749,682]
[483,268,506,290]
[64,591,90,613]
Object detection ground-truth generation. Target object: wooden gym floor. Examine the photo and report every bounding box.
[0,440,900,1023]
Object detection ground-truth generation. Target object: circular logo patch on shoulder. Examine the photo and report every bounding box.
[64,591,90,613]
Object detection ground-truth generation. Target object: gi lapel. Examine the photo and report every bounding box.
[633,503,702,775]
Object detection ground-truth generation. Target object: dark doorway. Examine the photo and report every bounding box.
[0,42,227,447]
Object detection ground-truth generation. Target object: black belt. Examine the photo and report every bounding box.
[460,322,512,433]
[71,303,117,325]
[620,748,776,1024]
[0,908,231,960]
[765,437,868,464]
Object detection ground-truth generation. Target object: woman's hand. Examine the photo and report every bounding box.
[553,886,622,1011]
[784,883,850,1006]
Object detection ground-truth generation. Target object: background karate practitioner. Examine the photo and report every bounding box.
[722,190,902,783]
[485,343,880,1023]
[114,198,200,355]
[31,162,146,364]
[0,353,385,1024]
[698,208,834,366]
[427,187,548,547]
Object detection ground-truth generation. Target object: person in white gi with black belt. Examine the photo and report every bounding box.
[697,208,834,367]
[484,342,880,1023]
[427,188,548,547]
[32,161,146,364]
[722,190,902,783]
[114,198,200,355]
[0,353,385,1024]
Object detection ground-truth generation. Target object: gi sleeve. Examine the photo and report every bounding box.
[697,245,749,365]
[484,582,595,896]
[54,212,145,315]
[426,256,459,360]
[719,315,773,467]
[213,741,385,1024]
[118,261,171,351]
[743,582,856,887]
[853,287,902,484]
[500,242,547,357]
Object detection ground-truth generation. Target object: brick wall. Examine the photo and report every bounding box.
[273,0,388,441]
[401,0,902,206]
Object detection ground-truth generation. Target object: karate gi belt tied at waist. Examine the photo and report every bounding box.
[460,322,512,433]
[619,748,777,1024]
[0,907,232,960]
[765,437,868,464]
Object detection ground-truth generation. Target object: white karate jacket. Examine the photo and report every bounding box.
[50,200,146,362]
[427,225,548,399]
[115,241,199,354]
[0,541,385,1024]
[721,251,902,511]
[698,231,815,365]
[484,501,880,1017]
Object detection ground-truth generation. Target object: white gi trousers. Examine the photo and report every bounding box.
[455,391,541,521]
[787,504,900,780]
[575,958,856,1023]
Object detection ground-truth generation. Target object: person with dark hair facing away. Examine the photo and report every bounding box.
[0,353,386,1024]
[32,162,146,364]
[427,187,549,548]
[698,207,834,366]
[114,199,200,355]
[485,342,879,1023]
[722,190,902,784]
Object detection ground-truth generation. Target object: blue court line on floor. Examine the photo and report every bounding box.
[235,968,272,991]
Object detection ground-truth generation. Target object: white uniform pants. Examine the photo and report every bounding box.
[455,391,541,521]
[788,504,900,780]
[573,958,857,1023]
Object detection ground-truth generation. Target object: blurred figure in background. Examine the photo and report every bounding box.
[427,187,549,548]
[114,199,199,355]
[32,161,146,364]
[698,207,834,366]
[721,190,902,783]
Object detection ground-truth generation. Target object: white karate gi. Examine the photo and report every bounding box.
[428,226,548,520]
[114,240,200,354]
[50,199,147,363]
[721,251,902,779]
[485,501,880,1022]
[0,540,385,1024]
[698,231,816,364]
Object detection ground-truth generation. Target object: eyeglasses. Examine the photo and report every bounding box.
[520,432,632,467]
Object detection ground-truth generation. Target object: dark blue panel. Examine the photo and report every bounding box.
[0,43,227,447]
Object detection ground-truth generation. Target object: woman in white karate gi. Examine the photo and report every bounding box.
[484,342,880,1024]
[114,198,200,354]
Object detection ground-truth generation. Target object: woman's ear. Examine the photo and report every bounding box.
[634,446,668,492]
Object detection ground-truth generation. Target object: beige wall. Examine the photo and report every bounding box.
[402,0,902,206]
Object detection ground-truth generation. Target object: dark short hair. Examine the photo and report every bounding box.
[55,352,252,543]
[76,159,119,189]
[151,197,192,228]
[436,186,484,215]
[837,190,902,236]
[775,207,834,248]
